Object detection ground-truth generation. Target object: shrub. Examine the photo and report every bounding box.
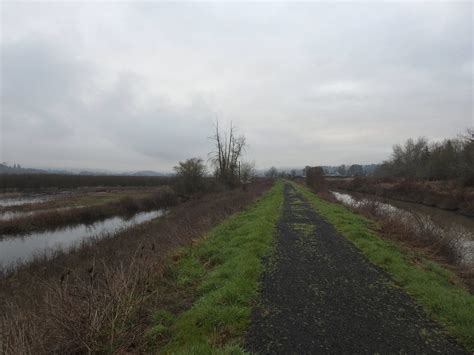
[174,158,207,195]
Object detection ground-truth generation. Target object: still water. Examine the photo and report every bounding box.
[0,210,164,270]
[0,206,86,220]
[331,191,474,236]
[331,191,474,266]
[0,196,50,207]
[0,210,36,220]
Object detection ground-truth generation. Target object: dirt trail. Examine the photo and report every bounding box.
[245,183,466,354]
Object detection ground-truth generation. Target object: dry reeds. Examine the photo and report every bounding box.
[0,180,272,354]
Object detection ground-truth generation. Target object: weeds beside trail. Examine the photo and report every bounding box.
[294,182,474,351]
[146,181,283,353]
[246,182,466,353]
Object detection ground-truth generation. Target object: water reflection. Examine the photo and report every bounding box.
[331,191,474,267]
[0,196,50,207]
[0,210,165,270]
[0,210,36,220]
[0,206,86,221]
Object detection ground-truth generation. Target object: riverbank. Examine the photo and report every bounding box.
[0,180,273,354]
[327,177,474,216]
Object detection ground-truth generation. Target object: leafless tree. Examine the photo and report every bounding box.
[209,121,246,187]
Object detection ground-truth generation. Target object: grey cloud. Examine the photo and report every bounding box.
[1,38,216,170]
[1,2,472,170]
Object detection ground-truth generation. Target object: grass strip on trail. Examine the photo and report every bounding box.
[293,182,474,351]
[148,181,283,354]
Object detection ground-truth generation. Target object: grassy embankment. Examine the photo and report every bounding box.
[0,181,274,354]
[144,181,283,353]
[293,182,474,351]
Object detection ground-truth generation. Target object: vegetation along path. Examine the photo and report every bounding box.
[245,182,466,354]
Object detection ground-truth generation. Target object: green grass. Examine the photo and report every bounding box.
[293,182,474,351]
[151,181,283,354]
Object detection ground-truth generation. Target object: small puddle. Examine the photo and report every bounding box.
[331,191,474,267]
[0,210,165,271]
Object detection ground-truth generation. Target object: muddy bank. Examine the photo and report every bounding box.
[327,177,474,216]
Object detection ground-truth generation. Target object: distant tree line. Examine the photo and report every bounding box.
[0,174,173,190]
[375,129,474,186]
[332,164,365,177]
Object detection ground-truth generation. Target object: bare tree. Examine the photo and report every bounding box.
[209,121,246,187]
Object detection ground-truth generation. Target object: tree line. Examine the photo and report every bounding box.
[375,129,474,186]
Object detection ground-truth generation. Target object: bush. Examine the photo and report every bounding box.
[174,158,206,195]
[305,166,326,192]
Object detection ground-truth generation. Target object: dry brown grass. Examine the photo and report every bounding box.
[0,180,273,354]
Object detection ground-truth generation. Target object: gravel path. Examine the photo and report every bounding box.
[245,183,466,354]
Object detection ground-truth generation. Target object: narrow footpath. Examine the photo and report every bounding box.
[245,183,465,354]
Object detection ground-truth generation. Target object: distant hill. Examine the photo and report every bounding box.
[0,163,170,176]
[0,164,49,175]
[131,170,166,176]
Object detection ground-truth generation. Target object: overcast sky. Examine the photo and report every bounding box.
[1,1,472,172]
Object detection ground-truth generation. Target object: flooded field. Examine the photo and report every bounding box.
[0,210,36,220]
[0,205,86,221]
[332,190,474,266]
[0,209,165,271]
[0,195,50,207]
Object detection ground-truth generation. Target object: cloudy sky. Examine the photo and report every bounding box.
[1,1,472,172]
